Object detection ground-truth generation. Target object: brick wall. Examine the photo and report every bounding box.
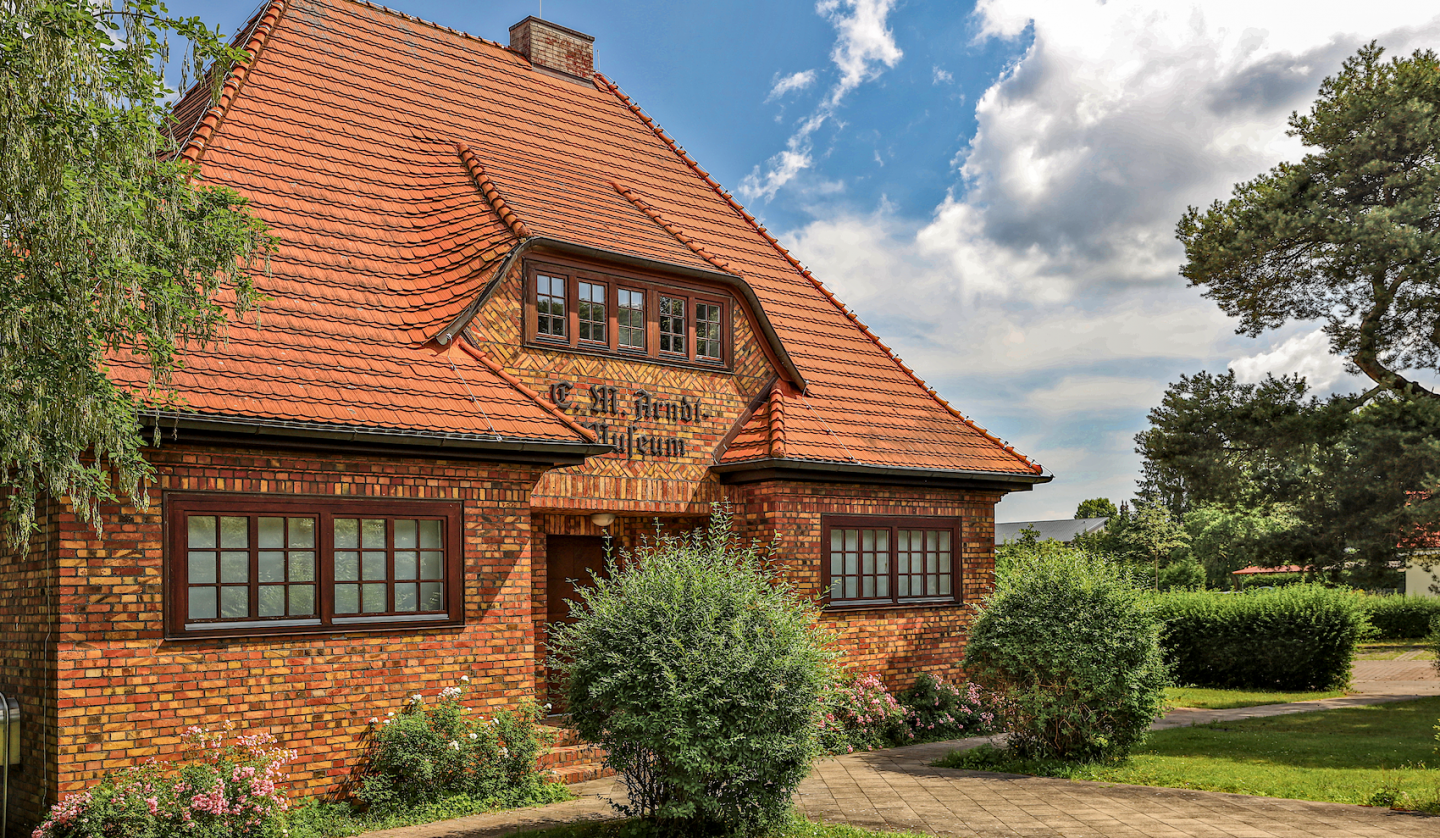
[734,479,1002,690]
[2,443,549,831]
[508,18,594,79]
[0,496,62,834]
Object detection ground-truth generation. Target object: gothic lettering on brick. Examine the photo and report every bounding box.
[557,379,704,459]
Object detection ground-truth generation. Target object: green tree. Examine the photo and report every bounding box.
[1178,43,1440,401]
[1075,498,1117,519]
[1179,503,1303,588]
[0,1,274,546]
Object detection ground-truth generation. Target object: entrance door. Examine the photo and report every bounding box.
[545,535,609,627]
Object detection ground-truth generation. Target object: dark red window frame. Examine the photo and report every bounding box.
[523,258,732,370]
[166,494,464,639]
[821,515,962,609]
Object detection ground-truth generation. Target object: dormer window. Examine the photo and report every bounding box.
[524,259,731,369]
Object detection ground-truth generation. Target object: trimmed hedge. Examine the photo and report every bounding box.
[1360,595,1440,639]
[1154,585,1369,691]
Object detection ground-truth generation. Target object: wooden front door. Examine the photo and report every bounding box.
[545,535,609,627]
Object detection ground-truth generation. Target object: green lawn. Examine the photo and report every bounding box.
[1358,642,1437,661]
[938,697,1440,811]
[1165,686,1346,709]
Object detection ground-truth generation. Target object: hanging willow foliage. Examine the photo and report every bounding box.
[0,0,275,548]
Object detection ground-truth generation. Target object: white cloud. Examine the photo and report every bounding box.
[767,69,817,100]
[1229,328,1349,391]
[932,66,953,84]
[777,0,1440,516]
[740,0,904,201]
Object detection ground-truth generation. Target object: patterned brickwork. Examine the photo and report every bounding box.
[734,480,1002,689]
[467,261,774,513]
[5,444,550,826]
[0,497,63,834]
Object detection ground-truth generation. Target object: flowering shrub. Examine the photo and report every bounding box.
[896,674,996,743]
[33,724,294,838]
[355,677,561,813]
[818,674,907,754]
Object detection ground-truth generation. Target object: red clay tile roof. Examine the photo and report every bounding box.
[132,0,1043,476]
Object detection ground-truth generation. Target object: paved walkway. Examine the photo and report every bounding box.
[368,665,1440,838]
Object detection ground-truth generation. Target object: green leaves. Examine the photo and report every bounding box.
[0,1,274,546]
[547,507,837,837]
[1179,43,1440,400]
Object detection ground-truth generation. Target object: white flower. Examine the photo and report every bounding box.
[499,747,509,757]
[449,741,460,751]
[410,693,423,703]
[469,732,478,740]
[491,718,499,726]
[543,703,552,711]
[460,676,470,683]
[368,717,378,725]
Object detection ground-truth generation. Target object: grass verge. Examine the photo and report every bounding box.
[510,814,931,838]
[936,697,1440,812]
[1165,686,1346,709]
[283,784,574,838]
[1358,642,1437,661]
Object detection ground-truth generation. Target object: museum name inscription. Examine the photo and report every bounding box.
[548,381,712,459]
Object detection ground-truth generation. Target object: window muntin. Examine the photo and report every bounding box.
[536,274,566,339]
[168,496,461,638]
[659,296,686,355]
[696,303,723,360]
[577,281,607,343]
[618,288,646,351]
[524,261,730,368]
[822,517,961,607]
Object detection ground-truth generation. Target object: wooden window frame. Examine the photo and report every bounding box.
[820,515,962,610]
[165,494,464,640]
[523,259,732,370]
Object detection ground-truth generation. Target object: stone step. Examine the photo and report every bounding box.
[539,742,606,768]
[549,761,614,785]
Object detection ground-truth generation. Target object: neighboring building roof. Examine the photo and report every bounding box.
[123,0,1045,478]
[995,518,1108,544]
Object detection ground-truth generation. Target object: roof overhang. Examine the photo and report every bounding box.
[710,457,1052,493]
[433,236,809,389]
[142,412,613,466]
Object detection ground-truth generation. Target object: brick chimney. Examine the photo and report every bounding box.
[508,17,594,79]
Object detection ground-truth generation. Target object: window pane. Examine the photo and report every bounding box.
[188,516,216,549]
[537,274,566,338]
[878,576,889,597]
[220,517,248,548]
[220,586,248,619]
[659,296,685,355]
[188,587,217,620]
[395,551,417,580]
[420,551,443,579]
[845,553,857,575]
[290,552,314,582]
[258,517,284,548]
[335,584,359,614]
[258,585,285,617]
[188,552,216,584]
[395,583,418,612]
[845,578,857,599]
[220,551,248,583]
[362,519,385,548]
[335,551,359,581]
[831,578,842,599]
[420,582,443,611]
[362,583,387,613]
[876,530,889,552]
[394,519,417,549]
[335,519,358,549]
[578,281,606,343]
[863,577,874,598]
[696,303,722,359]
[898,576,909,597]
[939,575,951,596]
[289,518,314,548]
[362,551,386,580]
[420,520,441,549]
[290,585,315,616]
[618,289,645,349]
[844,530,857,551]
[258,551,285,583]
[938,531,951,551]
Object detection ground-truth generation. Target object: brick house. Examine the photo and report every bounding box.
[0,0,1048,829]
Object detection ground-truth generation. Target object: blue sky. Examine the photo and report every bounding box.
[174,0,1440,521]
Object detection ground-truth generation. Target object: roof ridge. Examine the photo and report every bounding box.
[456,340,598,443]
[595,73,1043,476]
[609,181,733,273]
[456,142,532,240]
[180,0,288,165]
[341,0,513,53]
[768,382,786,459]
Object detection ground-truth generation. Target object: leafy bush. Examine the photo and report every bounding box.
[1429,616,1440,678]
[1155,585,1370,690]
[1158,559,1206,591]
[33,724,293,838]
[356,679,559,813]
[895,674,995,743]
[548,508,837,837]
[1360,595,1440,639]
[817,674,906,754]
[963,548,1168,762]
